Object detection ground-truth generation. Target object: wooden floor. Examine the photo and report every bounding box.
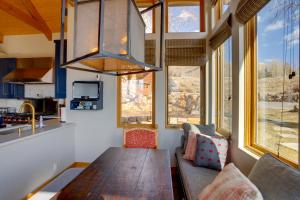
[172,167,184,200]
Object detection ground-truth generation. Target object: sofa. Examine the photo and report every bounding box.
[176,124,300,200]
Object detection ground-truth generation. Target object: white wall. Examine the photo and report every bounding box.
[0,125,75,200]
[0,33,59,58]
[66,62,182,165]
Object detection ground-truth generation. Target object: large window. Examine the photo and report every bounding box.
[245,0,299,166]
[166,1,205,33]
[166,66,202,128]
[216,37,232,135]
[139,7,154,34]
[117,73,155,128]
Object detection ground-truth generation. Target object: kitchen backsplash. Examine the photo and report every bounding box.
[0,99,24,109]
[25,84,55,98]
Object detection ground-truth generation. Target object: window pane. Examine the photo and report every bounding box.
[120,73,153,125]
[256,0,299,164]
[222,0,230,14]
[167,66,201,126]
[168,5,200,32]
[139,8,153,34]
[218,37,232,133]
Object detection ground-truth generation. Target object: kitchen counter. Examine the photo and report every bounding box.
[0,119,76,200]
[0,119,75,148]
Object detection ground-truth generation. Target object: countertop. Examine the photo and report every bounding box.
[0,119,75,148]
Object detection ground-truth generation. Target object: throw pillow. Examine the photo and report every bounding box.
[198,163,263,200]
[182,123,216,152]
[183,131,198,161]
[194,134,228,170]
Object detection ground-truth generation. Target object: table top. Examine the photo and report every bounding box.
[57,147,174,200]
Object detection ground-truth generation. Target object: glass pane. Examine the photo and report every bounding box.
[168,5,200,32]
[120,73,153,125]
[256,0,299,164]
[168,66,201,125]
[220,37,232,132]
[222,0,230,14]
[139,8,153,34]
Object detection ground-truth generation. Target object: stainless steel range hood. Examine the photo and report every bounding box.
[60,0,164,76]
[3,58,54,84]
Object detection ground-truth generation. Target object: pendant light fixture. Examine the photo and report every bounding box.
[60,0,164,76]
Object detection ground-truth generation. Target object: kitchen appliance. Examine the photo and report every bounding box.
[60,0,164,76]
[3,57,54,84]
[70,81,103,110]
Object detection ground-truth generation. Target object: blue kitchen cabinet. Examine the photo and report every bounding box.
[54,40,67,99]
[0,58,24,99]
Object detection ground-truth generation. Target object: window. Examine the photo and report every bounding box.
[166,1,205,33]
[139,7,154,33]
[212,0,231,28]
[216,37,232,135]
[221,0,230,14]
[117,73,155,128]
[166,66,202,128]
[245,0,299,166]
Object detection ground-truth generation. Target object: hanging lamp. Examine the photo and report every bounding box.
[60,0,164,76]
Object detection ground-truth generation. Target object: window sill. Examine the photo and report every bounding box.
[239,146,261,161]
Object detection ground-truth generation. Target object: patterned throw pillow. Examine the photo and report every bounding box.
[194,134,228,170]
[198,163,263,200]
[183,131,198,161]
[182,123,216,152]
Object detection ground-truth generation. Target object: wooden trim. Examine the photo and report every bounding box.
[0,0,52,40]
[244,17,299,168]
[23,162,90,200]
[117,73,156,128]
[200,0,205,32]
[165,0,169,33]
[0,33,3,43]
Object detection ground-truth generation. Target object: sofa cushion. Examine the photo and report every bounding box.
[198,163,263,200]
[194,134,228,171]
[249,153,300,200]
[175,147,218,200]
[182,123,216,152]
[183,131,198,161]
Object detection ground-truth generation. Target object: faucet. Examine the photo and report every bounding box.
[19,103,36,133]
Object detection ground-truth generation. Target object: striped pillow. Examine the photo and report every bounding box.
[183,131,198,161]
[198,163,263,200]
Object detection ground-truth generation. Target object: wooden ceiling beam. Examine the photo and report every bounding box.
[0,0,52,40]
[21,0,52,40]
[0,33,3,43]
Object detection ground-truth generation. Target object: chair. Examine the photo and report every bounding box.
[123,127,158,149]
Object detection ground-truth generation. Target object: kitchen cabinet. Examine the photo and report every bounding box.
[0,58,24,99]
[54,40,67,99]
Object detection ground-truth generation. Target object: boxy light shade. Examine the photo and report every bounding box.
[60,0,163,76]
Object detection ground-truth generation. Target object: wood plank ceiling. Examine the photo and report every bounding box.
[0,0,63,41]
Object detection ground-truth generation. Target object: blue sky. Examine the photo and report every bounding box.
[257,0,299,68]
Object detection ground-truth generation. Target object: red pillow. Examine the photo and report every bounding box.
[183,131,198,161]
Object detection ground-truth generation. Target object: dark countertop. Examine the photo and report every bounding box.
[0,119,75,148]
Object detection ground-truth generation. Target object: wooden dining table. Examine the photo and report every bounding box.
[57,147,174,200]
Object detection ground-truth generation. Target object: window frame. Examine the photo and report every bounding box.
[165,0,205,33]
[244,17,299,168]
[165,65,204,129]
[117,72,156,128]
[215,40,232,136]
